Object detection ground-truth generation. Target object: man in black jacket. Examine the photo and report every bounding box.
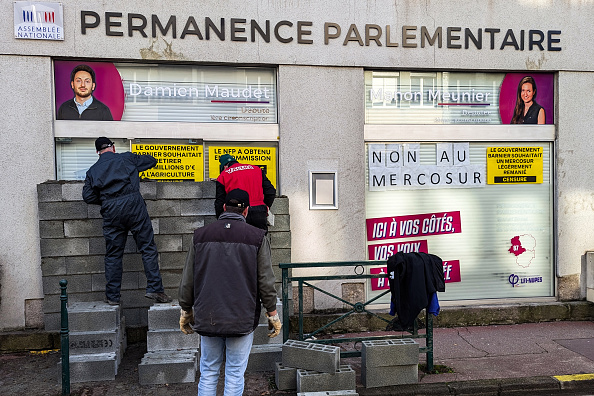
[178,188,281,395]
[82,137,171,305]
[57,64,113,121]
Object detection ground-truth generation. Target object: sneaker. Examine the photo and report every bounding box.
[145,292,172,303]
[103,298,120,306]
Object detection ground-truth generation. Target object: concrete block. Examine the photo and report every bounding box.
[66,255,104,275]
[270,197,289,215]
[37,182,63,202]
[38,201,88,220]
[361,364,418,388]
[271,248,291,268]
[40,238,89,257]
[275,362,297,391]
[154,234,183,252]
[201,180,216,198]
[68,302,121,332]
[297,391,358,396]
[41,257,66,276]
[62,183,84,201]
[146,329,200,352]
[146,199,181,217]
[139,181,157,200]
[362,338,420,367]
[269,214,290,232]
[69,329,121,355]
[87,204,102,219]
[156,182,203,199]
[68,353,117,383]
[282,340,340,374]
[64,219,103,237]
[147,300,181,330]
[138,350,197,385]
[43,275,92,295]
[270,231,291,249]
[297,365,356,393]
[158,216,204,234]
[246,344,282,372]
[181,199,216,216]
[39,220,65,238]
[159,252,187,270]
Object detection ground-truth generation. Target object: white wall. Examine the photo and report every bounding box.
[278,65,366,308]
[0,55,55,330]
[557,72,594,285]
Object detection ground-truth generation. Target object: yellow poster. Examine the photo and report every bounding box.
[131,144,204,181]
[209,146,277,188]
[486,147,543,184]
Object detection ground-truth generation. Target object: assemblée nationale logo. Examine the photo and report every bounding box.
[14,1,64,41]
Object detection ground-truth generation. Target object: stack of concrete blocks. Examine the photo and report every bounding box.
[38,181,291,332]
[361,338,419,388]
[66,301,127,382]
[246,298,284,372]
[277,340,356,393]
[138,301,200,385]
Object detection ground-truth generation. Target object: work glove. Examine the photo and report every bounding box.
[266,312,282,338]
[179,309,194,334]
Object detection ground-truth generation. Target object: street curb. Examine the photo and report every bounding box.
[355,375,594,395]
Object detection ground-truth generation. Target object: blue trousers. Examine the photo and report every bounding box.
[198,332,254,396]
[101,193,164,302]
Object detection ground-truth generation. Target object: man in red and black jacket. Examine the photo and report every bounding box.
[214,154,276,232]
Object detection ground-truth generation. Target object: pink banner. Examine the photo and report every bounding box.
[366,211,462,241]
[443,260,461,283]
[370,259,461,291]
[367,240,428,260]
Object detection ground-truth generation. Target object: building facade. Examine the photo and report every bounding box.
[1,0,593,330]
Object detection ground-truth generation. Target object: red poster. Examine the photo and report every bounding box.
[366,211,462,241]
[370,259,461,291]
[367,239,428,260]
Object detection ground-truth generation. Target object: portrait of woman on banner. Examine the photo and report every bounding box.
[510,76,545,124]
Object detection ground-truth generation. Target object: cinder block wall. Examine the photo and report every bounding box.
[38,180,290,331]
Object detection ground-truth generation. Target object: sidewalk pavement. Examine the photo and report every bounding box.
[0,320,593,395]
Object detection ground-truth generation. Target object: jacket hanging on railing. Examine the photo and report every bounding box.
[387,252,445,329]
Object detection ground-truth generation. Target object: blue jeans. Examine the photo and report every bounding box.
[198,332,254,396]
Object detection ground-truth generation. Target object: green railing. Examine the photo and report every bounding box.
[280,261,434,371]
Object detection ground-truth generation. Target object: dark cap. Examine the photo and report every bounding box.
[95,137,114,151]
[219,154,237,172]
[225,188,250,208]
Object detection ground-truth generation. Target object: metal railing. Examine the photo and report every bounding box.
[280,261,434,371]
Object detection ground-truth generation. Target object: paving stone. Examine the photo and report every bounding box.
[275,362,297,391]
[362,338,419,367]
[146,329,200,352]
[297,365,356,392]
[246,344,282,372]
[361,364,418,388]
[282,340,340,374]
[67,353,118,383]
[138,350,197,385]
